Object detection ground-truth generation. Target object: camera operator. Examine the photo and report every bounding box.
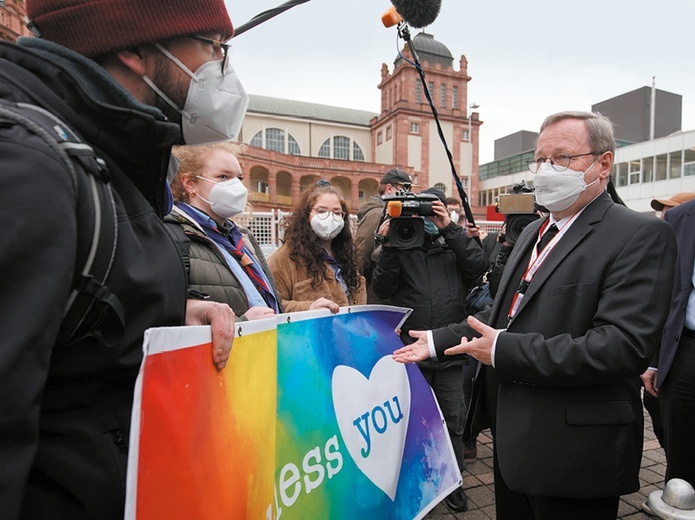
[355,168,413,303]
[371,187,485,513]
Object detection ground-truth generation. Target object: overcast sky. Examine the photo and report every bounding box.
[226,0,694,164]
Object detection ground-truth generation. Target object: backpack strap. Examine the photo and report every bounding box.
[163,217,192,276]
[0,100,124,347]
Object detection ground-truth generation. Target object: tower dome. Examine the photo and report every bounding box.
[394,32,454,68]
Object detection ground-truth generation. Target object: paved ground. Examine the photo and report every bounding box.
[425,405,665,519]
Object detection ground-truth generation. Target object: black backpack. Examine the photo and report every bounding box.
[0,100,124,347]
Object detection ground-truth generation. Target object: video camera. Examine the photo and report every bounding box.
[380,190,439,249]
[496,182,541,245]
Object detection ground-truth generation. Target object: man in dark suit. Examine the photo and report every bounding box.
[640,193,695,450]
[394,111,677,520]
[642,198,695,486]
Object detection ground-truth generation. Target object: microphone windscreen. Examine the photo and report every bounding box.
[387,201,403,218]
[391,0,442,28]
[381,6,403,28]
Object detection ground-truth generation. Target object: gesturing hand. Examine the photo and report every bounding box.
[392,330,430,363]
[443,315,499,366]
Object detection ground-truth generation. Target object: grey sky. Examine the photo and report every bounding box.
[227,0,694,164]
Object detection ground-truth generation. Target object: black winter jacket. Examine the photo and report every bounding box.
[371,222,486,346]
[0,39,187,519]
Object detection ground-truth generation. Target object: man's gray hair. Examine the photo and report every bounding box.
[539,111,616,155]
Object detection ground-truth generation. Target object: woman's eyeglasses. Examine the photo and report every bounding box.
[311,208,345,222]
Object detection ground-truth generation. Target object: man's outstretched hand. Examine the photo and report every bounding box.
[392,330,430,363]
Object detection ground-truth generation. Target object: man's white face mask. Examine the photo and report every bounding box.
[534,160,600,212]
[142,43,249,145]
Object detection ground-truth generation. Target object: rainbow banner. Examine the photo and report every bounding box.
[126,306,460,520]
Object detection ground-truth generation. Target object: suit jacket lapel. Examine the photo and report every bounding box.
[508,192,613,325]
[678,205,695,293]
[489,216,544,326]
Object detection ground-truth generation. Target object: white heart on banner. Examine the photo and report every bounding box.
[332,355,411,501]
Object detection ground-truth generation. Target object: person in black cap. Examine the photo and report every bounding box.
[371,187,485,513]
[355,168,413,303]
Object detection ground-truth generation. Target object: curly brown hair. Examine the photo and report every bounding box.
[282,185,362,295]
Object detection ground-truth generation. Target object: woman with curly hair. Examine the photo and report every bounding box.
[268,182,366,313]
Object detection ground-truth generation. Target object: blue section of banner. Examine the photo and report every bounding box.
[274,307,460,519]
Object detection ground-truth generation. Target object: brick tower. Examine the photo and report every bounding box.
[372,32,483,217]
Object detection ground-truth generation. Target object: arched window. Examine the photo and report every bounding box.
[318,136,365,162]
[433,182,447,194]
[250,127,301,155]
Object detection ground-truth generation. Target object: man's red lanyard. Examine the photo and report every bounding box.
[507,214,580,324]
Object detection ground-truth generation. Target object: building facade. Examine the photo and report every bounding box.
[1,13,483,216]
[477,86,694,217]
[240,32,484,217]
[478,129,695,217]
[0,0,32,43]
[592,86,682,144]
[611,130,695,213]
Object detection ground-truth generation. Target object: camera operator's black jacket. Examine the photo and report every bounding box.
[372,222,485,355]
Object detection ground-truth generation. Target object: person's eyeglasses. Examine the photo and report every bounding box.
[312,208,346,222]
[189,35,230,73]
[526,152,601,173]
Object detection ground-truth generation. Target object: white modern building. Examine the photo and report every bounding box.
[479,86,694,216]
[478,130,695,216]
[612,130,695,213]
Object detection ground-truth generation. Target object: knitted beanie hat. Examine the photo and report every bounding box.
[26,0,234,58]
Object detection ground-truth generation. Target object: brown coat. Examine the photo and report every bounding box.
[268,244,366,312]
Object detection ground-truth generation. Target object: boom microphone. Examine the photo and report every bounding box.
[390,0,441,28]
[232,0,311,38]
[381,6,403,28]
[382,0,480,239]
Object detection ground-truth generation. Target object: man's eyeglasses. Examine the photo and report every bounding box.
[526,151,602,173]
[189,35,230,73]
[311,208,346,222]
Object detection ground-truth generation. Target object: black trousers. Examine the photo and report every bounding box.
[493,444,619,520]
[420,364,466,472]
[661,332,695,486]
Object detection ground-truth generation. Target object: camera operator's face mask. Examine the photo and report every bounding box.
[197,176,248,218]
[143,44,249,145]
[423,218,439,236]
[534,160,600,212]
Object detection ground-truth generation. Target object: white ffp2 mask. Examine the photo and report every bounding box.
[143,44,249,145]
[534,161,599,212]
[311,215,345,241]
[197,176,248,218]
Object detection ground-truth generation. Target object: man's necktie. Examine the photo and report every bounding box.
[537,224,559,254]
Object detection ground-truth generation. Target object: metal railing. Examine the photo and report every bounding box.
[234,210,504,257]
